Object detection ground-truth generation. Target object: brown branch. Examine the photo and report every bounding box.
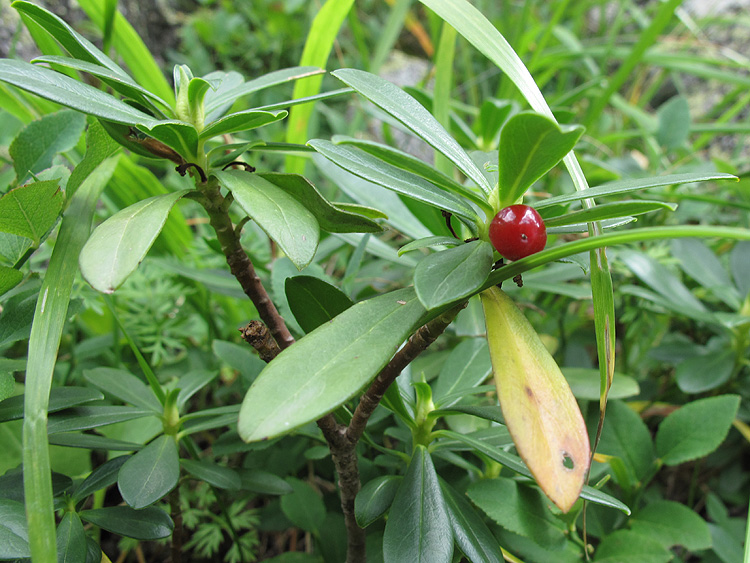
[168,488,183,563]
[346,302,466,445]
[202,180,295,350]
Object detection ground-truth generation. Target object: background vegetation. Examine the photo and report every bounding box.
[1,0,750,562]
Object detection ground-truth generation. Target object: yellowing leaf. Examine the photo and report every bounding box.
[480,287,589,512]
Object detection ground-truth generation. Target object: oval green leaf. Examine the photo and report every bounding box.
[655,394,740,466]
[414,240,493,310]
[79,189,191,293]
[56,512,87,563]
[181,459,241,490]
[259,172,383,234]
[355,475,402,528]
[383,446,453,563]
[118,435,180,509]
[0,499,30,559]
[215,170,319,270]
[238,287,426,441]
[285,275,354,333]
[498,112,584,207]
[79,505,174,540]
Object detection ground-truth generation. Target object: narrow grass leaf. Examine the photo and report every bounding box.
[22,155,117,562]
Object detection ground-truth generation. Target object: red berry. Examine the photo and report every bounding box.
[489,205,547,261]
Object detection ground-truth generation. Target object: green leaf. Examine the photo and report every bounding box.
[433,338,492,407]
[10,110,86,183]
[206,66,324,117]
[333,135,493,215]
[238,469,294,496]
[181,459,241,490]
[200,109,287,140]
[0,60,160,127]
[211,341,265,384]
[73,456,129,502]
[48,433,143,452]
[142,122,199,160]
[672,238,741,309]
[0,266,24,297]
[619,250,709,318]
[309,139,479,222]
[214,170,319,270]
[595,400,655,486]
[399,236,462,256]
[0,499,30,559]
[498,112,584,206]
[656,395,740,466]
[675,348,734,394]
[238,287,426,442]
[0,290,36,347]
[467,477,567,549]
[0,374,14,403]
[414,240,493,310]
[657,96,690,149]
[332,69,492,195]
[439,429,630,514]
[562,368,640,400]
[79,505,174,540]
[0,179,64,244]
[83,367,163,413]
[594,530,672,563]
[31,56,171,116]
[56,512,86,563]
[543,200,676,229]
[21,156,117,562]
[314,155,432,240]
[280,478,326,535]
[12,1,131,79]
[284,0,352,175]
[285,275,354,333]
[47,406,154,434]
[118,435,179,509]
[355,475,402,528]
[65,120,120,198]
[79,189,191,293]
[535,172,737,210]
[175,370,219,411]
[629,500,712,551]
[440,480,504,563]
[74,0,175,105]
[730,241,750,296]
[258,172,384,234]
[383,446,453,563]
[0,386,104,422]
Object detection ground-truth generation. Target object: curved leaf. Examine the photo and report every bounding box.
[309,139,478,222]
[79,505,173,540]
[238,287,426,441]
[0,60,159,127]
[0,499,30,559]
[331,69,492,195]
[481,287,589,512]
[215,170,319,270]
[56,512,86,563]
[200,109,288,140]
[79,189,191,293]
[258,173,383,234]
[499,112,583,206]
[285,275,354,333]
[355,475,402,528]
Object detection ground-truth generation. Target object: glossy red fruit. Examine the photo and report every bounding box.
[489,204,547,261]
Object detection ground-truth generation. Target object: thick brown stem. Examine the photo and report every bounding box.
[202,182,295,350]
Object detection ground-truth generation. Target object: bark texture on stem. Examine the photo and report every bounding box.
[202,180,294,350]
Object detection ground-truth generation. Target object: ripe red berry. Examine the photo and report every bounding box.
[489,205,547,261]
